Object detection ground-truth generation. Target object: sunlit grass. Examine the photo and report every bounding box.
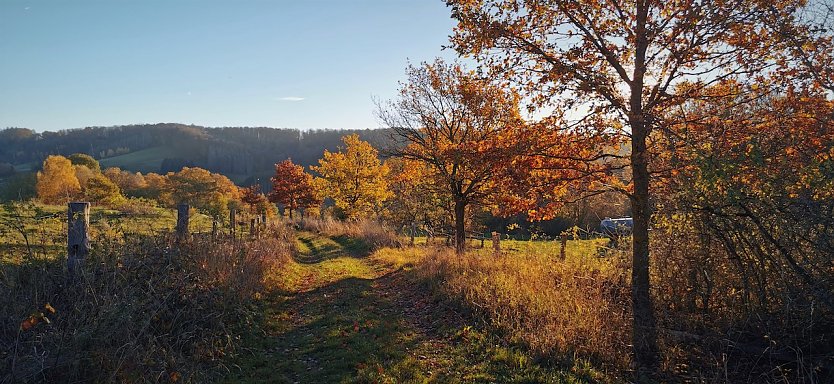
[385,237,630,379]
[233,230,607,383]
[0,202,217,265]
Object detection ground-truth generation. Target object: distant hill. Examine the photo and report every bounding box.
[0,124,398,185]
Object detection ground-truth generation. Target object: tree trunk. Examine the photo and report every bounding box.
[630,118,659,378]
[454,199,466,255]
[630,2,659,377]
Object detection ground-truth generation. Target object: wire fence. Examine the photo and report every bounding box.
[0,202,278,265]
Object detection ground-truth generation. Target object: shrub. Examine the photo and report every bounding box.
[651,215,834,382]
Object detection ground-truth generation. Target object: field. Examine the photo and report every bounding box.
[4,211,827,382]
[98,145,183,173]
[0,202,217,265]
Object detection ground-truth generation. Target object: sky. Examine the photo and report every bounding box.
[0,0,458,132]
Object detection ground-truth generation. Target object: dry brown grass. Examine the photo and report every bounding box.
[399,229,834,382]
[0,225,294,383]
[406,240,633,376]
[297,216,402,250]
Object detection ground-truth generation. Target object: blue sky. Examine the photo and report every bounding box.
[0,0,458,131]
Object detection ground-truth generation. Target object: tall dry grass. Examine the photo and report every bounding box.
[297,216,401,250]
[405,229,834,382]
[413,242,633,376]
[0,225,294,383]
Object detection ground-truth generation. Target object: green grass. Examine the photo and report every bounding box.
[408,236,612,261]
[98,145,182,173]
[0,202,216,264]
[96,145,257,183]
[224,232,601,383]
[472,237,612,259]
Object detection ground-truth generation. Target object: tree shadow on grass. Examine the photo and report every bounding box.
[330,235,371,257]
[294,236,353,264]
[227,266,603,383]
[294,234,372,265]
[227,273,421,383]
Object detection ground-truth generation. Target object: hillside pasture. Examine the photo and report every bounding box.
[0,202,216,265]
[98,145,182,173]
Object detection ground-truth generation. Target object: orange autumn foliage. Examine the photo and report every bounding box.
[269,159,320,219]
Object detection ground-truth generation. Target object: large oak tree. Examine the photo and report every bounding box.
[378,60,526,254]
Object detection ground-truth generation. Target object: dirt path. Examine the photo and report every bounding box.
[223,232,587,384]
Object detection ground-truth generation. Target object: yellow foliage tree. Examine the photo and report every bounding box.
[85,174,124,206]
[74,164,96,190]
[165,167,241,220]
[311,134,390,220]
[36,155,81,204]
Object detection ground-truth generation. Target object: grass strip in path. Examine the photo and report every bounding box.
[223,232,597,383]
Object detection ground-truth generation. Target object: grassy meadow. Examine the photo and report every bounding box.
[98,145,182,173]
[0,202,218,265]
[225,225,614,383]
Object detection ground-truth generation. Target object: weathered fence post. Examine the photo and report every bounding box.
[492,231,501,254]
[229,208,236,238]
[67,202,90,277]
[560,234,568,261]
[176,203,189,240]
[211,220,218,240]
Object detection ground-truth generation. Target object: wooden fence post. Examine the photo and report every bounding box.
[492,231,501,254]
[211,220,218,240]
[176,203,189,240]
[560,234,568,261]
[67,202,90,277]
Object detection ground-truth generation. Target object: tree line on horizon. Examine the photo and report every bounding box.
[0,124,395,177]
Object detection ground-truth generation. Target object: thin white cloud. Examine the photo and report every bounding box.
[278,96,305,102]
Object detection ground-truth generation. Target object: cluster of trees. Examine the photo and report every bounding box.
[19,0,834,375]
[29,134,454,238]
[34,154,244,219]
